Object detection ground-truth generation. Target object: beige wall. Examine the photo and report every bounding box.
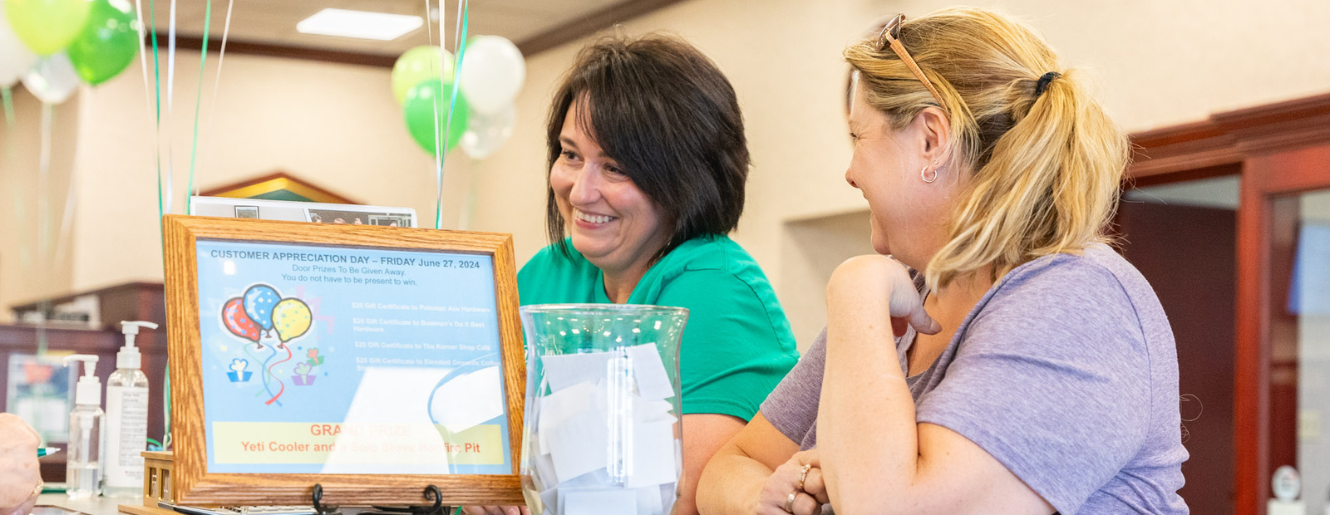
[470,0,1330,347]
[779,211,876,352]
[4,0,1330,338]
[0,90,81,319]
[0,51,476,321]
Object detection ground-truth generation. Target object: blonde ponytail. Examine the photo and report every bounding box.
[845,7,1128,290]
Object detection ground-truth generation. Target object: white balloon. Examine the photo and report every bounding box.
[22,52,80,104]
[460,103,516,159]
[0,8,38,88]
[460,36,525,115]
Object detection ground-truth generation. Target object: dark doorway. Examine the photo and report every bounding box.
[1116,176,1239,515]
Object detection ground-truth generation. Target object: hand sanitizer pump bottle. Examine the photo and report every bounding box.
[104,321,157,498]
[64,354,104,499]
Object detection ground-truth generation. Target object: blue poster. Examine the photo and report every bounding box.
[195,239,511,475]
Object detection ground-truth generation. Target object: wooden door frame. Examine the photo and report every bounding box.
[1127,92,1330,515]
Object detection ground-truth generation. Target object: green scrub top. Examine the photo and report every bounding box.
[517,235,799,421]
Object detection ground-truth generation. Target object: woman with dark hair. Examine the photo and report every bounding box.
[464,35,799,515]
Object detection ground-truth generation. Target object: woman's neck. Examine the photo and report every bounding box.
[908,269,995,376]
[931,270,994,310]
[600,242,668,303]
[601,260,653,303]
[595,233,673,304]
[927,270,995,321]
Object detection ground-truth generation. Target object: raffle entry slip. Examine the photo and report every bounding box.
[195,239,512,475]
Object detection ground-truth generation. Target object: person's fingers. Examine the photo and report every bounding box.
[908,305,942,334]
[794,449,820,468]
[458,506,485,515]
[4,491,38,515]
[503,506,519,515]
[802,468,829,504]
[0,414,39,446]
[20,487,39,512]
[889,288,940,335]
[485,507,507,515]
[791,492,821,515]
[519,506,530,515]
[759,459,801,514]
[19,420,39,444]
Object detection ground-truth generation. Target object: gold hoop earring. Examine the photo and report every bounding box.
[921,165,938,183]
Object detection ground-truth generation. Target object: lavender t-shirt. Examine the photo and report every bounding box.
[761,244,1189,514]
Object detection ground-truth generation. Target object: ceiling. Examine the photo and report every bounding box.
[143,0,631,57]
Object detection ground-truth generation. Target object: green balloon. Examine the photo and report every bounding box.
[5,0,93,56]
[404,79,469,156]
[392,45,452,105]
[65,0,138,85]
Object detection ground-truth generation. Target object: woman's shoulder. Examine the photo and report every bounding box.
[643,236,791,334]
[970,242,1174,368]
[990,243,1162,321]
[654,235,764,277]
[520,240,591,274]
[517,240,599,305]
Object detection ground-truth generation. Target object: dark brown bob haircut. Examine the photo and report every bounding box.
[545,34,748,261]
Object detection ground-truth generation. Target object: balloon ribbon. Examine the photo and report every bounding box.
[149,0,163,223]
[435,0,469,229]
[185,0,211,213]
[266,345,292,405]
[247,342,276,400]
[1,87,12,128]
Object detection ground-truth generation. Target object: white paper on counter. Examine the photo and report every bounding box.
[560,488,637,515]
[626,420,677,488]
[626,343,674,400]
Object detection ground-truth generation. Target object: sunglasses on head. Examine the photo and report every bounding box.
[875,14,948,111]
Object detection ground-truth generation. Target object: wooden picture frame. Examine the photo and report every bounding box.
[162,215,526,506]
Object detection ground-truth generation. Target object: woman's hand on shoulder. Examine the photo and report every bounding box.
[827,255,939,337]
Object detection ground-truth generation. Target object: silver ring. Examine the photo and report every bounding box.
[785,491,798,513]
[798,463,812,490]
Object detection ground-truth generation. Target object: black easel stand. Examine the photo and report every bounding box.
[311,484,453,515]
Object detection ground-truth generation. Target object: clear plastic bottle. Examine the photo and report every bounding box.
[104,321,156,498]
[64,355,104,499]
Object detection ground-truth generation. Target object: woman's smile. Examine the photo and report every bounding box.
[572,208,618,228]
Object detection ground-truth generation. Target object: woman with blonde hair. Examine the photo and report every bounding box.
[698,7,1188,515]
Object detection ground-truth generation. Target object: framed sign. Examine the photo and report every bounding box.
[162,215,525,505]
